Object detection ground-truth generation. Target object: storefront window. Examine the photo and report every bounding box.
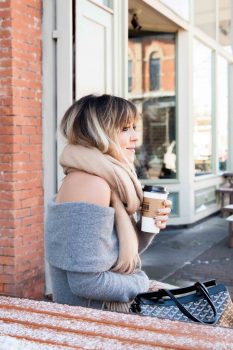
[194,0,216,39]
[193,40,213,176]
[150,55,160,91]
[219,0,233,53]
[217,56,228,172]
[128,33,176,180]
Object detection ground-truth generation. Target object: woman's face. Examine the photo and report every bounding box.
[117,121,138,163]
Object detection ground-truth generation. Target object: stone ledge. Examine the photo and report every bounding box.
[0,296,233,349]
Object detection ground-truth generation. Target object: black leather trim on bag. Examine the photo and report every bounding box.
[134,279,216,300]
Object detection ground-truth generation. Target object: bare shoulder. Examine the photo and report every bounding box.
[56,171,111,207]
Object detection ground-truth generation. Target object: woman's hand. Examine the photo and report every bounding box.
[153,199,172,230]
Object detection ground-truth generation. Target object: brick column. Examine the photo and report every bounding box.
[0,0,44,299]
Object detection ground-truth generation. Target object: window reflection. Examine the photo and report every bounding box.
[93,0,113,9]
[193,40,212,176]
[217,56,228,172]
[128,59,133,92]
[194,0,216,39]
[219,0,233,53]
[150,53,160,91]
[128,32,176,180]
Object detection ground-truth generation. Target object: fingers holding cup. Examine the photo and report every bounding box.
[141,185,169,233]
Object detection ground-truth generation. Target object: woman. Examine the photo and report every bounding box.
[45,94,172,312]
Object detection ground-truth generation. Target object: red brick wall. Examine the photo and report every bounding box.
[0,0,44,299]
[128,37,175,93]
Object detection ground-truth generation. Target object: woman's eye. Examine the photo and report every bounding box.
[122,125,136,132]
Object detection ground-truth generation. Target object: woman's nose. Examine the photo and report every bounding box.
[130,128,138,141]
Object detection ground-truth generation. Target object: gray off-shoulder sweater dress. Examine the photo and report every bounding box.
[45,200,156,309]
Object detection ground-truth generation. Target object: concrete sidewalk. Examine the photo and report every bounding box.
[141,214,233,298]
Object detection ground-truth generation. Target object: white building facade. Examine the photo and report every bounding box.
[43,0,233,226]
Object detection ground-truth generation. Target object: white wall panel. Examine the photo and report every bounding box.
[75,0,113,98]
[56,0,73,188]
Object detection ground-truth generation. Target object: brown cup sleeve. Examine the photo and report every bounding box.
[142,198,165,218]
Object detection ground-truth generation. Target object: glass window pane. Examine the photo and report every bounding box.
[128,60,133,92]
[93,0,113,9]
[168,192,179,216]
[159,0,190,21]
[217,56,228,172]
[128,33,176,180]
[194,0,216,39]
[193,40,212,176]
[150,56,160,91]
[219,0,233,53]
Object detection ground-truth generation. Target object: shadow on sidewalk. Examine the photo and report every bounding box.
[141,215,233,299]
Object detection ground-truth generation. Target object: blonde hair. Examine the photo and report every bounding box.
[60,94,138,159]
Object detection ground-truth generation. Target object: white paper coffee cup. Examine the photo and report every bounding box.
[141,185,169,234]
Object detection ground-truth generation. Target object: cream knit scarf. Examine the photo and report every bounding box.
[59,144,143,274]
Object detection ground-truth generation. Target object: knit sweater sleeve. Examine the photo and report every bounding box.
[67,270,149,302]
[45,200,149,302]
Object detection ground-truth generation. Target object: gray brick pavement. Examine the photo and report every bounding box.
[141,215,233,298]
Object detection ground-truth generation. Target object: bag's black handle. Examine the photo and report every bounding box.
[136,279,216,300]
[164,282,217,324]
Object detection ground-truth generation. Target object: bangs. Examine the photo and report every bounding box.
[115,99,139,130]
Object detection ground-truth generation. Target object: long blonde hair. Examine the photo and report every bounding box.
[60,94,138,159]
